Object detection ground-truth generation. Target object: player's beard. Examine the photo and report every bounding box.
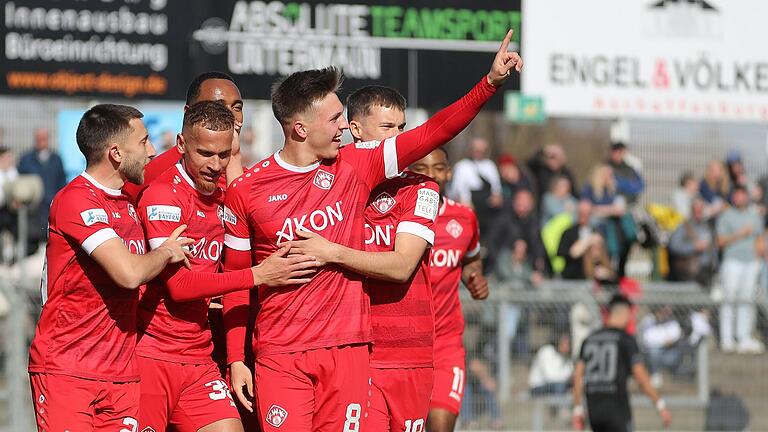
[193,174,217,194]
[120,154,145,185]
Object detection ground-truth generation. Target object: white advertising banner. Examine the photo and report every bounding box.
[522,0,768,122]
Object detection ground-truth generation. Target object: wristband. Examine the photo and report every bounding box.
[656,398,666,411]
[573,405,584,416]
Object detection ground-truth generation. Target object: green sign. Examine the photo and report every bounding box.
[505,92,545,123]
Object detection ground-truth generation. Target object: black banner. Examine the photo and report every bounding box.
[2,0,521,109]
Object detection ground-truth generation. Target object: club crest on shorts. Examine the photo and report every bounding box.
[313,169,335,190]
[266,404,288,428]
[446,219,463,239]
[372,192,396,214]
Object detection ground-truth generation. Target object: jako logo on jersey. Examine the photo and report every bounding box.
[431,248,461,268]
[266,404,288,428]
[222,206,237,225]
[141,427,156,432]
[372,192,396,214]
[146,205,182,222]
[196,210,206,218]
[268,194,288,203]
[313,169,335,190]
[80,208,109,226]
[276,201,344,245]
[190,237,223,261]
[365,223,393,246]
[445,219,463,239]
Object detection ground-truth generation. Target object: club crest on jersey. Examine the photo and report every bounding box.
[372,192,396,214]
[446,219,463,239]
[217,206,225,225]
[266,404,288,428]
[127,204,138,222]
[313,169,335,190]
[80,208,108,226]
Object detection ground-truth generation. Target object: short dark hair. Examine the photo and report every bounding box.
[183,101,235,133]
[346,85,406,122]
[732,184,748,195]
[271,67,343,125]
[76,104,143,164]
[186,71,236,105]
[679,171,695,187]
[608,294,632,311]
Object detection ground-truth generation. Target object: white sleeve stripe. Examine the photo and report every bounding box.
[466,243,481,258]
[81,228,119,255]
[148,237,168,250]
[396,221,435,246]
[224,234,251,251]
[383,136,399,179]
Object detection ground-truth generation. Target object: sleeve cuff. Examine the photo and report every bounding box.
[396,221,435,245]
[225,234,251,251]
[383,136,399,179]
[466,243,481,258]
[81,228,119,255]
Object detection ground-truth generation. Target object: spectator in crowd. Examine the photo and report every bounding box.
[527,143,578,203]
[0,146,18,237]
[541,175,577,225]
[529,334,573,396]
[640,306,683,388]
[494,239,535,356]
[450,137,503,239]
[557,200,615,283]
[497,153,533,203]
[699,159,729,217]
[672,172,699,220]
[489,189,547,279]
[582,164,634,277]
[716,185,765,354]
[725,150,756,198]
[159,130,175,152]
[608,141,645,204]
[668,199,717,285]
[462,323,503,430]
[17,127,66,245]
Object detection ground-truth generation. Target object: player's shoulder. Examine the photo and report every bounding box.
[57,175,103,204]
[398,170,437,187]
[444,198,476,218]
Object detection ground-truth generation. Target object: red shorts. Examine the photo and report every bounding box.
[368,367,433,431]
[430,342,466,416]
[29,372,138,431]
[138,356,240,432]
[254,344,370,432]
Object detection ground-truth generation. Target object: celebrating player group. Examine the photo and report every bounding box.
[28,30,522,432]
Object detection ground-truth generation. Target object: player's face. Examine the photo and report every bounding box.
[612,304,632,328]
[179,125,233,193]
[192,79,244,133]
[349,105,406,142]
[303,92,348,160]
[118,118,154,184]
[410,150,451,195]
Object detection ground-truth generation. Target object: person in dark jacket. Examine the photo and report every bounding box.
[17,128,66,244]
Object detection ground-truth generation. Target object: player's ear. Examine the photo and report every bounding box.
[107,142,122,165]
[349,120,363,142]
[293,120,309,140]
[176,133,186,154]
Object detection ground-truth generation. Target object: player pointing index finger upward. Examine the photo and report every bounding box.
[222,30,521,432]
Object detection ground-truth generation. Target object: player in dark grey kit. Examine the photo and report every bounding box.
[572,295,672,432]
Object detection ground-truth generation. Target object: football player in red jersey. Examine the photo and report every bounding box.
[289,86,440,431]
[28,104,193,431]
[223,31,520,432]
[409,149,490,432]
[136,101,318,432]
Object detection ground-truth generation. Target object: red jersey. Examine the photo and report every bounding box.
[365,173,440,369]
[223,77,497,362]
[430,198,480,348]
[29,173,146,382]
[136,163,226,363]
